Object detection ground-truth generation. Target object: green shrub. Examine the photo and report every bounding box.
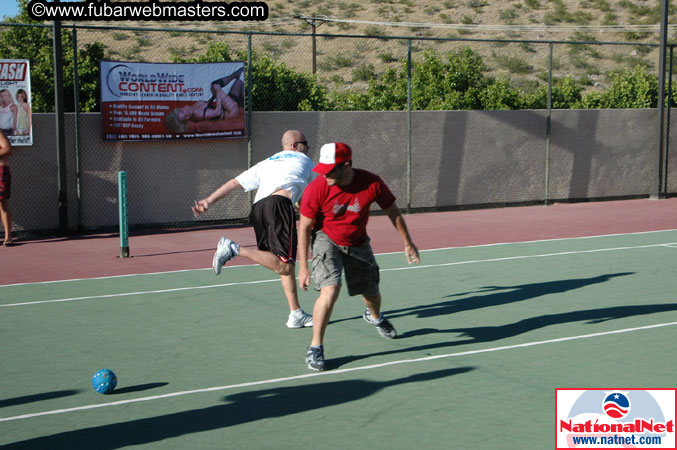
[319,52,357,71]
[378,52,398,63]
[480,79,524,110]
[577,66,658,109]
[352,63,377,82]
[363,25,384,36]
[494,53,533,74]
[111,32,129,41]
[499,8,518,21]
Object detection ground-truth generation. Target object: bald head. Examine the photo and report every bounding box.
[281,130,307,153]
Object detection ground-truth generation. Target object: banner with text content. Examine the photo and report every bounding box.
[0,59,33,146]
[100,60,246,141]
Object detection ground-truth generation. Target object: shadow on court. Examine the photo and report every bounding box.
[441,302,677,342]
[111,382,169,395]
[130,249,215,258]
[330,272,677,367]
[330,272,635,326]
[0,390,82,408]
[3,367,473,449]
[333,302,677,368]
[390,272,635,319]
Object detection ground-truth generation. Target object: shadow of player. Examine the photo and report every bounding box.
[3,367,474,449]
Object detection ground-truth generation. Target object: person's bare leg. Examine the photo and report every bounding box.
[363,292,382,321]
[236,248,309,327]
[279,272,301,311]
[362,291,396,338]
[310,285,341,347]
[1,199,11,244]
[238,247,292,275]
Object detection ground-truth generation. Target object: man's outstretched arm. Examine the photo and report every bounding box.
[383,202,420,265]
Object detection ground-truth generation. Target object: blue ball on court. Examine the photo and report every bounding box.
[92,369,117,394]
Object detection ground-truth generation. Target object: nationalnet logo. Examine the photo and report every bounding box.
[556,389,676,449]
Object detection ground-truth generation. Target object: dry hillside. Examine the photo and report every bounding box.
[73,0,677,95]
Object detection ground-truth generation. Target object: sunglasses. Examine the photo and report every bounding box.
[326,164,344,176]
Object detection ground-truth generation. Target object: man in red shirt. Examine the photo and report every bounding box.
[298,142,420,371]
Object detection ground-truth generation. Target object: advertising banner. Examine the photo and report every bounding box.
[100,60,246,141]
[556,389,676,449]
[0,59,33,146]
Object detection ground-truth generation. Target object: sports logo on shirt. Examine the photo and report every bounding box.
[332,199,361,215]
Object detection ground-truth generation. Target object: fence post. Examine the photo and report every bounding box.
[72,25,82,230]
[53,20,68,233]
[664,45,673,195]
[544,42,553,206]
[406,38,412,214]
[311,21,317,74]
[247,32,254,206]
[654,0,669,199]
[118,171,129,258]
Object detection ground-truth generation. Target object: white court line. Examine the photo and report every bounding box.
[384,242,677,272]
[2,320,675,423]
[2,242,675,308]
[2,228,676,288]
[0,278,280,307]
[386,228,677,256]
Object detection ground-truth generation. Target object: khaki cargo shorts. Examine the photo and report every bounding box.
[311,230,380,297]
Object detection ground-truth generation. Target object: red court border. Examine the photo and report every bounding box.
[1,198,676,286]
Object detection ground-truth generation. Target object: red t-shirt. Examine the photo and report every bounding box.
[300,169,396,246]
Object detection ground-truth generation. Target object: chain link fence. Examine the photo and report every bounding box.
[0,22,675,236]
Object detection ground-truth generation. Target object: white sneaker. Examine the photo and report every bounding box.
[286,309,313,328]
[212,237,240,275]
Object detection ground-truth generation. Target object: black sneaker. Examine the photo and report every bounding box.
[363,309,397,339]
[306,345,325,371]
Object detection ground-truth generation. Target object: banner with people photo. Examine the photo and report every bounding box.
[0,59,33,146]
[100,60,246,141]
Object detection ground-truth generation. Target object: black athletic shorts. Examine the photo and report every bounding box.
[249,195,297,264]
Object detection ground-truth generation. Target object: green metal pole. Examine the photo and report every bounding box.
[545,42,553,206]
[53,20,68,233]
[654,0,669,199]
[406,39,412,214]
[664,45,673,195]
[118,171,129,258]
[72,26,82,230]
[247,33,254,206]
[312,21,317,74]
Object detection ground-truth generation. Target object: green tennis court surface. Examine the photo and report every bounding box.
[2,230,676,449]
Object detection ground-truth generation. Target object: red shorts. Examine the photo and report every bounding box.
[0,165,10,200]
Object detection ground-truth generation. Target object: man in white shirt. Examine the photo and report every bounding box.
[192,130,315,328]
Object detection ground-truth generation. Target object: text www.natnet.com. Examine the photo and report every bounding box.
[27,0,269,22]
[571,434,664,446]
